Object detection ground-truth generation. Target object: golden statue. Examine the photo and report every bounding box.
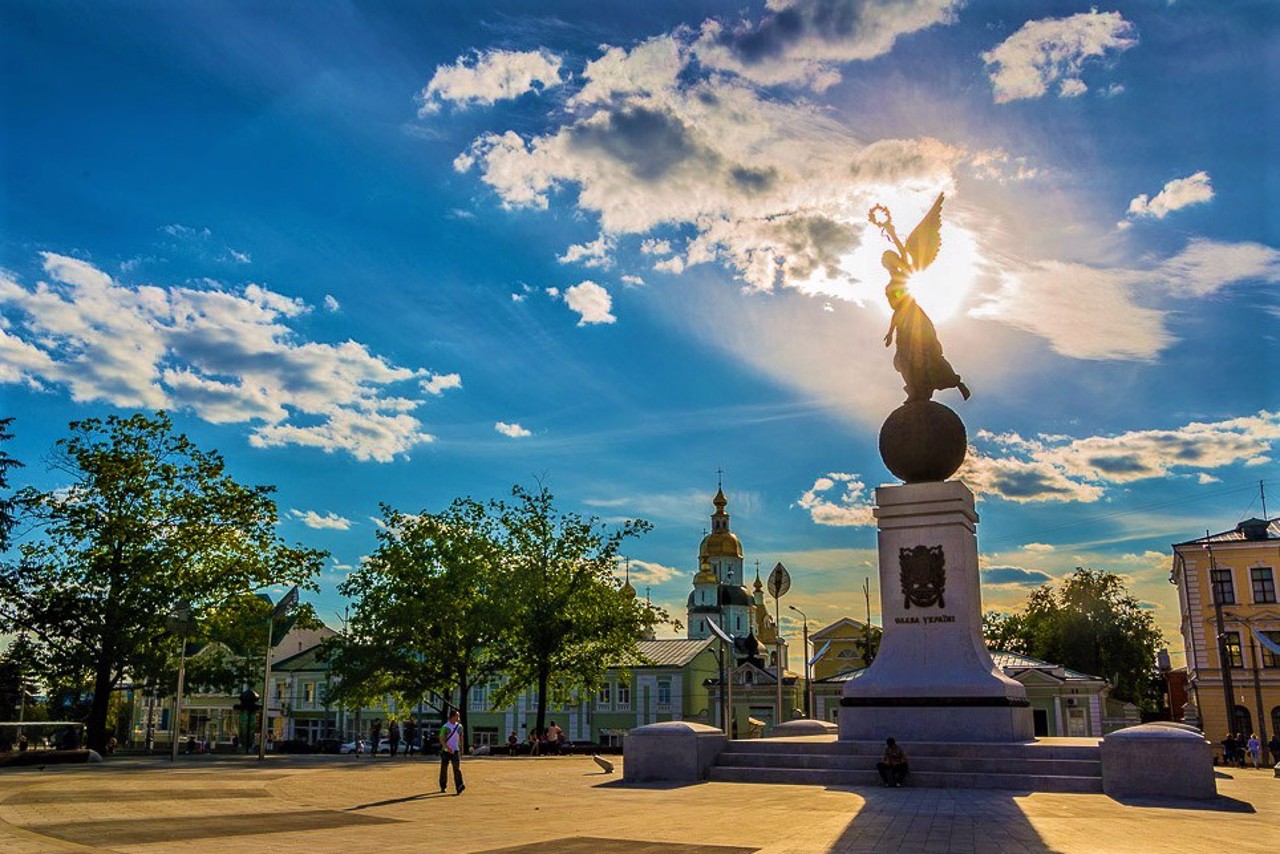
[869,193,970,404]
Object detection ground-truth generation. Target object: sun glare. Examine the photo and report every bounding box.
[842,197,981,324]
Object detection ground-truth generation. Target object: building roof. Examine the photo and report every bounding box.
[272,642,333,672]
[989,650,1103,682]
[1173,517,1279,547]
[633,638,713,668]
[687,585,754,610]
[812,617,869,639]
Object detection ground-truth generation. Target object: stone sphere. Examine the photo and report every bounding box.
[879,401,967,483]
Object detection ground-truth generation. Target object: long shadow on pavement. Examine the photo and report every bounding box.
[825,786,1062,854]
[346,791,453,810]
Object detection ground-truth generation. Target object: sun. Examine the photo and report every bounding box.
[842,195,981,324]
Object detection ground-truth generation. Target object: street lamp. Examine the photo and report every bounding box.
[789,605,811,719]
[166,605,194,762]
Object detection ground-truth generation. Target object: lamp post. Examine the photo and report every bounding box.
[788,605,811,719]
[1223,610,1271,766]
[259,585,300,760]
[166,605,194,762]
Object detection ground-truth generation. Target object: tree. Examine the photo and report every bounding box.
[330,500,511,746]
[496,483,660,735]
[0,417,22,551]
[982,568,1165,709]
[0,412,326,752]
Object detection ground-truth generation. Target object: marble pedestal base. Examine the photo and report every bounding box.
[840,481,1033,743]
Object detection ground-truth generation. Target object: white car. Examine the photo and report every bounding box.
[376,738,408,755]
[339,739,366,754]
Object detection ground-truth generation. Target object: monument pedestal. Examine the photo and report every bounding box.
[840,481,1033,742]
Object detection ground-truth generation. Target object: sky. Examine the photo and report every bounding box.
[1,1,1277,665]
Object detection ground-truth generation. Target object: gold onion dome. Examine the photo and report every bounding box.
[693,559,718,585]
[698,488,743,559]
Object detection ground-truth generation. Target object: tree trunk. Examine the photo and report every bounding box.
[535,659,549,736]
[85,652,114,752]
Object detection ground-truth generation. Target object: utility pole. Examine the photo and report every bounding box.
[1205,540,1238,737]
[789,605,811,718]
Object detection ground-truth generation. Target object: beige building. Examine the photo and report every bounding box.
[1171,517,1280,759]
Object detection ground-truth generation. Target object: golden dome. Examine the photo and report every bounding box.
[621,580,636,599]
[693,559,718,585]
[699,530,743,559]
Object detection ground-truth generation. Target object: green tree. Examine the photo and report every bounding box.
[0,412,326,752]
[983,568,1164,709]
[496,483,660,735]
[0,633,40,722]
[330,500,511,746]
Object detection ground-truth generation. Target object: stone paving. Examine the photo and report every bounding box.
[0,753,1274,853]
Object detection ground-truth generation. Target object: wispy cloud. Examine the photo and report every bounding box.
[982,10,1137,103]
[290,509,354,530]
[1126,171,1214,221]
[419,48,563,115]
[796,472,876,527]
[494,421,531,438]
[0,253,446,462]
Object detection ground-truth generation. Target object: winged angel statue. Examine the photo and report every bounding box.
[869,193,970,404]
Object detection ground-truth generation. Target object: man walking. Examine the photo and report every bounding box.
[439,710,465,795]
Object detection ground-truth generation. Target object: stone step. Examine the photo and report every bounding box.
[716,752,1099,777]
[707,765,1105,794]
[722,738,1101,761]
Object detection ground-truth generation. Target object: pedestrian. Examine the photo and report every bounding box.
[369,719,381,759]
[1246,733,1261,768]
[1268,733,1280,766]
[404,717,418,756]
[507,731,519,756]
[529,728,541,756]
[439,710,465,795]
[389,718,400,758]
[876,737,909,787]
[1221,733,1236,766]
[547,720,563,755]
[1235,732,1247,768]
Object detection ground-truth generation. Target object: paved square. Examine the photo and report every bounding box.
[0,754,1273,853]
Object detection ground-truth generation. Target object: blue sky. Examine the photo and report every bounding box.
[2,1,1277,661]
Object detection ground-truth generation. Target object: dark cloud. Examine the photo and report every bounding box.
[987,469,1078,499]
[1086,455,1150,475]
[568,106,718,181]
[982,566,1053,587]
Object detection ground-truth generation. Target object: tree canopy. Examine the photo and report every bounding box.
[983,567,1165,709]
[331,483,665,743]
[0,412,326,751]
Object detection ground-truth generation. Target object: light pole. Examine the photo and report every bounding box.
[788,605,811,718]
[1223,610,1271,766]
[166,605,193,762]
[259,586,299,760]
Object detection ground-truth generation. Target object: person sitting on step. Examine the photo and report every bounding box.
[877,737,909,787]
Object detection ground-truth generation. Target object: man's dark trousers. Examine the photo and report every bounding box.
[440,750,463,792]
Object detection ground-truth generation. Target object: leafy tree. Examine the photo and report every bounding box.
[330,500,513,746]
[0,412,326,752]
[0,417,22,551]
[496,483,661,735]
[0,633,40,721]
[983,568,1164,709]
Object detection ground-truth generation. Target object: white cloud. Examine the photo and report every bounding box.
[563,280,616,325]
[0,253,447,462]
[227,248,252,264]
[419,48,563,115]
[626,559,682,586]
[1126,171,1214,220]
[621,274,645,286]
[558,234,614,268]
[797,472,876,527]
[959,411,1280,504]
[982,11,1137,103]
[494,421,531,438]
[971,239,1280,360]
[323,294,340,312]
[290,509,354,530]
[420,372,462,395]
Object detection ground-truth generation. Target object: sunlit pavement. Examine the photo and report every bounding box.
[0,754,1275,853]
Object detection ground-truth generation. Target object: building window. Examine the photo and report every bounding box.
[598,683,611,707]
[1210,568,1235,605]
[275,680,286,700]
[1261,631,1280,668]
[616,683,630,708]
[1251,567,1277,604]
[1222,631,1244,669]
[657,680,671,705]
[304,682,315,704]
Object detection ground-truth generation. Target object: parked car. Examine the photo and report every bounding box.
[339,739,366,754]
[376,738,408,755]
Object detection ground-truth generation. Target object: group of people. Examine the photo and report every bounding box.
[1221,732,1278,768]
[511,720,567,756]
[365,716,425,757]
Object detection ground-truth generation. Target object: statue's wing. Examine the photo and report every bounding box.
[904,192,944,272]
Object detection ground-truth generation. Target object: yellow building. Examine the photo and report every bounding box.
[1171,517,1280,761]
[808,617,874,682]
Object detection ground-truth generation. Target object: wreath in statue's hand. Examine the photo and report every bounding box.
[868,204,892,229]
